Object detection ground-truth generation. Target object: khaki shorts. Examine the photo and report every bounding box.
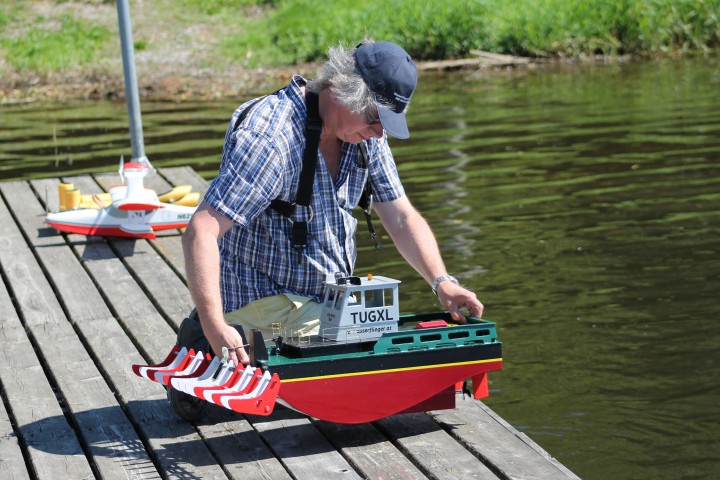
[224,293,322,339]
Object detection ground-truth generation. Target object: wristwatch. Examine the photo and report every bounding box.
[431,275,459,296]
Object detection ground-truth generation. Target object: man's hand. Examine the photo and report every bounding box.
[205,322,250,366]
[436,281,484,322]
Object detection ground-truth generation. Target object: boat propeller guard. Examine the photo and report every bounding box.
[132,345,280,417]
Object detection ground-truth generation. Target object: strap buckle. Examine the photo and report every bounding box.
[291,221,308,264]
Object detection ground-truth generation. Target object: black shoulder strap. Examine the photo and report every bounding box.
[357,142,383,251]
[234,91,321,216]
[232,97,265,132]
[255,91,382,260]
[270,91,321,210]
[268,91,322,263]
[297,91,322,206]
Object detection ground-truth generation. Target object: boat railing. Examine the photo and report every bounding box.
[374,321,499,354]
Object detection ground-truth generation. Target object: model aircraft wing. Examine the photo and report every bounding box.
[115,199,163,211]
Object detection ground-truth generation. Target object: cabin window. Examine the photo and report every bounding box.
[365,288,393,308]
[325,289,336,307]
[365,289,381,308]
[348,293,361,306]
[384,288,394,306]
[334,291,345,309]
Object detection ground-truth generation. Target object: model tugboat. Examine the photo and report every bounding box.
[133,274,503,424]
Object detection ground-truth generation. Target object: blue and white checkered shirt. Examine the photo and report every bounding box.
[205,75,405,312]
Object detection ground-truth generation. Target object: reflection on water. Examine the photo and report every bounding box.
[2,57,719,480]
[0,101,236,180]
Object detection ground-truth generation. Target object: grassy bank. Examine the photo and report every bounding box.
[1,0,718,102]
[219,0,720,66]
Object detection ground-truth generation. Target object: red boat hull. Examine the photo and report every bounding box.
[277,358,502,423]
[45,221,189,239]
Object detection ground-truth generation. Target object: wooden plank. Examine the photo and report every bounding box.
[69,235,178,364]
[313,420,428,480]
[0,180,167,479]
[51,175,292,479]
[0,190,95,480]
[12,178,240,479]
[376,413,500,479]
[0,388,31,480]
[251,406,363,480]
[200,408,294,480]
[0,274,90,479]
[112,236,195,324]
[153,166,210,274]
[430,400,581,480]
[159,166,210,197]
[41,175,252,479]
[150,232,187,280]
[89,172,195,325]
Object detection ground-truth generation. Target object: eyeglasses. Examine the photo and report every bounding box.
[363,109,381,126]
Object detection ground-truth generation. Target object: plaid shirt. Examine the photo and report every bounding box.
[205,75,405,312]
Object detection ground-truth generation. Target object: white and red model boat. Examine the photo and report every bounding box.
[133,274,503,423]
[45,159,198,239]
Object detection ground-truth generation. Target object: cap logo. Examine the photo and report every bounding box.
[394,93,411,104]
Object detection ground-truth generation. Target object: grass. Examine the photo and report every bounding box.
[0,0,718,76]
[0,12,110,72]
[217,0,494,67]
[221,0,720,66]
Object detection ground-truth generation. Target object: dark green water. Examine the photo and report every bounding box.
[2,57,719,479]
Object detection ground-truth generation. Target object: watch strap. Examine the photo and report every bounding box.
[431,274,459,296]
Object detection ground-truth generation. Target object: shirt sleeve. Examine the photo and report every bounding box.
[368,134,405,203]
[205,128,284,227]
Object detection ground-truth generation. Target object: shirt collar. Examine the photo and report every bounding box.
[289,74,309,113]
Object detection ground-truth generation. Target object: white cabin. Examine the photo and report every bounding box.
[319,274,401,342]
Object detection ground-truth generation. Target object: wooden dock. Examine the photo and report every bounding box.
[0,167,580,480]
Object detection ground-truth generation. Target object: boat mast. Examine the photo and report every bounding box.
[116,0,150,168]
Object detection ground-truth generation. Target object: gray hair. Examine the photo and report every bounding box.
[307,40,391,114]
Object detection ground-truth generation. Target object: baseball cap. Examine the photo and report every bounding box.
[354,41,418,139]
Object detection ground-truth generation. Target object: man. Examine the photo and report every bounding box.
[171,40,483,420]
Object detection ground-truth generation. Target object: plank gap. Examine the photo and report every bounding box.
[0,330,36,479]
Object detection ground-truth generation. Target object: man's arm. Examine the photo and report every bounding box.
[181,200,250,365]
[373,195,484,321]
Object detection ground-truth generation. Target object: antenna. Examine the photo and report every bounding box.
[119,155,125,183]
[53,125,59,167]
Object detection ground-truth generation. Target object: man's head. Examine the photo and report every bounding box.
[309,40,418,140]
[353,41,417,139]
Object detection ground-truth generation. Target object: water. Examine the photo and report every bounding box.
[2,57,719,479]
